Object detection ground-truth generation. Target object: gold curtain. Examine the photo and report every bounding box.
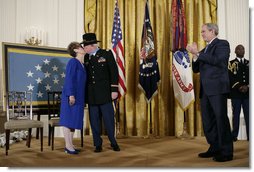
[84,0,217,137]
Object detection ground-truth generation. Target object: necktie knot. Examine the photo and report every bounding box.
[204,44,209,53]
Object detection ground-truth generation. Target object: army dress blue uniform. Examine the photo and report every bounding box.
[59,58,87,130]
[84,48,119,148]
[228,58,249,140]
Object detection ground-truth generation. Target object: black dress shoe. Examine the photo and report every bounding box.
[94,146,102,153]
[111,144,120,151]
[233,137,238,142]
[213,155,233,162]
[198,151,218,158]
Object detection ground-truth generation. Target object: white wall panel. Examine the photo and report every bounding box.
[227,0,249,60]
[218,0,249,60]
[0,0,84,133]
[218,0,249,140]
[44,0,59,46]
[217,0,227,39]
[16,0,53,45]
[0,0,17,65]
[0,0,17,110]
[58,0,77,48]
[0,0,84,64]
[76,0,85,41]
[16,0,29,43]
[2,0,83,47]
[0,0,16,42]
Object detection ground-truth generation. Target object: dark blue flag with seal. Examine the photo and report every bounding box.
[138,0,160,103]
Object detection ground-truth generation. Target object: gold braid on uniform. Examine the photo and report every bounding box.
[232,82,240,88]
[228,61,238,74]
[111,85,119,88]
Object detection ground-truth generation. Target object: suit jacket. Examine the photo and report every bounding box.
[228,58,249,99]
[192,38,230,97]
[84,49,118,105]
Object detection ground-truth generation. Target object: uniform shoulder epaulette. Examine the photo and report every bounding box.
[99,49,108,53]
[106,49,114,53]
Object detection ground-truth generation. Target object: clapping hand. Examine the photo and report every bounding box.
[186,42,199,55]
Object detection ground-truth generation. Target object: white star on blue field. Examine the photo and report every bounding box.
[8,52,70,102]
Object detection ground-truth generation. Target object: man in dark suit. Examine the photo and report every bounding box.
[186,23,233,162]
[228,44,249,141]
[81,33,120,152]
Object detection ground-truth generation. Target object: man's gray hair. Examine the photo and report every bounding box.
[205,23,219,36]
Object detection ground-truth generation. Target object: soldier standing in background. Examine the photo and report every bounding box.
[228,44,249,141]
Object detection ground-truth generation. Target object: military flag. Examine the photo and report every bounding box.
[171,0,194,110]
[139,0,160,103]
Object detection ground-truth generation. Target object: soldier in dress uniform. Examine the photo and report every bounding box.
[228,44,249,141]
[81,33,120,152]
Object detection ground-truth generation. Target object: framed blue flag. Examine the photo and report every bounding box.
[2,42,71,111]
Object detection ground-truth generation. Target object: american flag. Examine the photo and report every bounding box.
[8,48,70,105]
[111,0,126,98]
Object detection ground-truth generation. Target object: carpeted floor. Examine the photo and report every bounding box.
[0,136,249,167]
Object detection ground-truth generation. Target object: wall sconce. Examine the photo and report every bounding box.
[24,27,46,46]
[25,37,42,46]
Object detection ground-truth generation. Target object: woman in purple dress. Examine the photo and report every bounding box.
[59,42,87,154]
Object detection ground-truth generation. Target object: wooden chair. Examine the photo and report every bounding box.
[47,91,83,150]
[4,91,43,155]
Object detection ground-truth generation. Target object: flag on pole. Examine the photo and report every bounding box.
[138,0,160,103]
[111,0,126,98]
[172,51,194,110]
[171,0,194,110]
